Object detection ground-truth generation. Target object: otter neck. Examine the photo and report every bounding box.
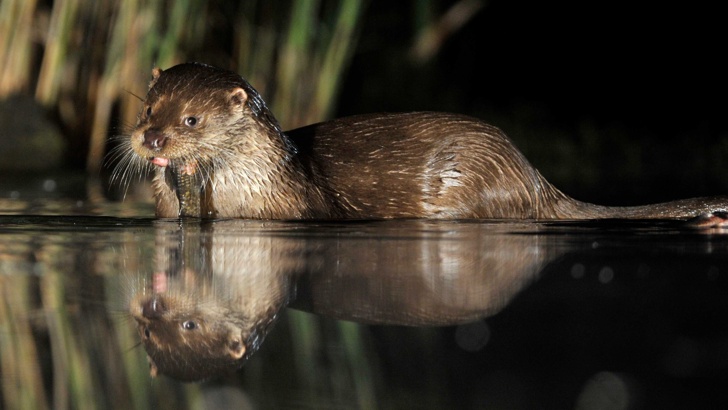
[216,121,330,219]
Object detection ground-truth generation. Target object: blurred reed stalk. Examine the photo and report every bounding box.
[0,274,48,410]
[39,250,98,410]
[286,311,379,408]
[0,0,37,96]
[267,0,364,127]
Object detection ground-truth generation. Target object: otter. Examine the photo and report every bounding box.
[117,62,728,225]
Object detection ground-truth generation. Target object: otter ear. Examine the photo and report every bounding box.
[228,336,246,360]
[149,67,163,90]
[147,355,159,377]
[228,87,248,107]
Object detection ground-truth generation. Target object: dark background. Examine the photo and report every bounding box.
[337,1,728,206]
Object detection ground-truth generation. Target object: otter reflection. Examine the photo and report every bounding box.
[129,220,299,382]
[130,220,559,381]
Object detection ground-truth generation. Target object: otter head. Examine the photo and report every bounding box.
[130,63,263,174]
[119,63,291,217]
[131,292,254,382]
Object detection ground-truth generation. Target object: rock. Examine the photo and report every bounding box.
[0,94,66,171]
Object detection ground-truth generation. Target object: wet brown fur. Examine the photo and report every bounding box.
[120,62,728,221]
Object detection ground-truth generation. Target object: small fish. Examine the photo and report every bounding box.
[171,161,202,217]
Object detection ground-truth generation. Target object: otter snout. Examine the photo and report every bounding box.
[141,295,166,319]
[143,129,167,150]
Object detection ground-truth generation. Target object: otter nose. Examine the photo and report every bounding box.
[143,130,167,150]
[141,295,166,319]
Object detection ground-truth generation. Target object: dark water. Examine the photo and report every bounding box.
[0,192,727,410]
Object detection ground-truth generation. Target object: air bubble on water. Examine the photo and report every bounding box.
[42,179,57,192]
[455,321,491,352]
[571,263,585,279]
[575,371,637,410]
[598,266,614,284]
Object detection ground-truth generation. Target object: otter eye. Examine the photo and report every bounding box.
[182,320,198,330]
[184,116,199,127]
[145,106,152,117]
[143,327,151,339]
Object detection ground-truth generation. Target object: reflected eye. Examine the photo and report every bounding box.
[184,116,199,127]
[182,320,198,330]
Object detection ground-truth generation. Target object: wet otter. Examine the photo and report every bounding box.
[118,62,728,224]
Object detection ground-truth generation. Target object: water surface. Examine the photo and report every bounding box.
[0,192,726,409]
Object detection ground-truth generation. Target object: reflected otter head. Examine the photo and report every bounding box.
[131,292,266,382]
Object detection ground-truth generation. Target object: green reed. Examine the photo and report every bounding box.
[0,0,36,97]
[0,274,48,410]
[283,311,380,408]
[40,253,96,410]
[338,320,379,409]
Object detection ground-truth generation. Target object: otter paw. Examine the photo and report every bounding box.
[686,212,728,229]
